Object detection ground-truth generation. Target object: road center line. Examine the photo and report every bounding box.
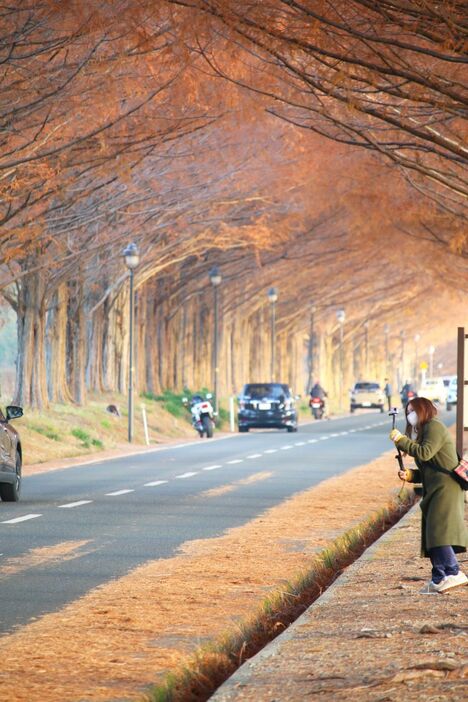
[227,459,243,464]
[202,465,222,471]
[105,489,135,496]
[144,480,169,486]
[247,454,262,459]
[2,514,42,525]
[281,445,293,450]
[264,449,278,454]
[307,439,318,443]
[294,441,306,446]
[58,500,93,509]
[175,472,198,479]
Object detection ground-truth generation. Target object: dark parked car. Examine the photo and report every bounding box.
[0,405,24,501]
[237,383,298,433]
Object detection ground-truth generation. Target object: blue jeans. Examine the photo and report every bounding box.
[429,546,459,584]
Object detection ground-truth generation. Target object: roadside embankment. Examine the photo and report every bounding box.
[210,502,468,702]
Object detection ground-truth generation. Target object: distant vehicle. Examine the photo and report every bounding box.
[237,383,298,432]
[309,395,325,420]
[350,382,385,413]
[446,377,457,411]
[419,377,447,404]
[0,405,24,502]
[182,394,215,438]
[400,382,417,407]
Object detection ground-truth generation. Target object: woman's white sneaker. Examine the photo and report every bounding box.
[437,571,468,593]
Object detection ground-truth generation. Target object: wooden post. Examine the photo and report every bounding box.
[456,327,466,456]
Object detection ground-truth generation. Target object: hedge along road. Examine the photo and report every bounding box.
[0,410,417,634]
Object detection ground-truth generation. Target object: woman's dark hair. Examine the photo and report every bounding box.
[405,396,437,437]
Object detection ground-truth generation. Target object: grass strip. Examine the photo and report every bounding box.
[145,489,416,702]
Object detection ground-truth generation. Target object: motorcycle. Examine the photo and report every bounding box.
[182,393,215,438]
[309,396,325,420]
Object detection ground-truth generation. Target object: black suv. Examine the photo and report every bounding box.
[0,405,23,501]
[237,383,298,433]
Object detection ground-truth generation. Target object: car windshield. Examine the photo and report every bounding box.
[243,383,289,399]
[354,382,380,391]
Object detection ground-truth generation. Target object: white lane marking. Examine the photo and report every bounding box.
[227,459,243,464]
[281,445,293,450]
[202,465,222,471]
[247,454,262,459]
[295,441,306,446]
[339,431,348,435]
[264,449,278,454]
[319,436,329,441]
[330,433,339,437]
[349,429,357,433]
[58,500,93,509]
[307,439,318,444]
[105,489,135,496]
[2,514,42,525]
[175,472,198,479]
[144,480,169,487]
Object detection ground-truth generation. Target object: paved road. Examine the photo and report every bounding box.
[0,411,416,633]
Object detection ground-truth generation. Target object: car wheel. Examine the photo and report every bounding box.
[0,451,22,502]
[287,425,296,433]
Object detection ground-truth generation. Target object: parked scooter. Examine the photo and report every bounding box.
[182,393,215,438]
[309,396,325,420]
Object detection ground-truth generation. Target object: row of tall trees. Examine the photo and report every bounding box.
[1,1,466,409]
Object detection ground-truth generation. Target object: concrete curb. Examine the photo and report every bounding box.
[210,502,421,700]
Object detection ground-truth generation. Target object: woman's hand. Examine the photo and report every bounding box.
[398,469,409,481]
[389,429,404,443]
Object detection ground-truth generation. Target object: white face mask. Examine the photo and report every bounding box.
[407,410,418,427]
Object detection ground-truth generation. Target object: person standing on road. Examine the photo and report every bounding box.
[383,378,392,411]
[389,397,468,594]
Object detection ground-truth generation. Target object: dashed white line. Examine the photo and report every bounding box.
[247,454,262,459]
[144,480,169,487]
[264,449,278,454]
[330,433,339,437]
[319,436,329,441]
[58,500,93,509]
[227,459,243,465]
[2,514,42,524]
[295,441,306,446]
[175,472,198,479]
[105,489,135,496]
[307,439,318,444]
[281,445,293,450]
[339,431,348,435]
[202,465,222,471]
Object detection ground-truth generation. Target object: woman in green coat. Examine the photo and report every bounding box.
[390,396,467,594]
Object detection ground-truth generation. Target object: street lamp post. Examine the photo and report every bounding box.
[429,345,435,377]
[336,308,345,411]
[414,333,420,381]
[308,304,316,392]
[268,287,278,382]
[364,320,369,377]
[123,242,140,442]
[400,330,406,381]
[384,324,390,374]
[209,266,222,415]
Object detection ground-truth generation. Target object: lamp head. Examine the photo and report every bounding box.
[336,308,345,324]
[268,287,278,304]
[123,242,140,270]
[209,266,222,287]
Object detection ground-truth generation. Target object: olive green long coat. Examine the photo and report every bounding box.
[398,418,467,557]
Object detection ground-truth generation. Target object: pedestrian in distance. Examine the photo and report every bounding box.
[389,397,468,594]
[383,378,392,411]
